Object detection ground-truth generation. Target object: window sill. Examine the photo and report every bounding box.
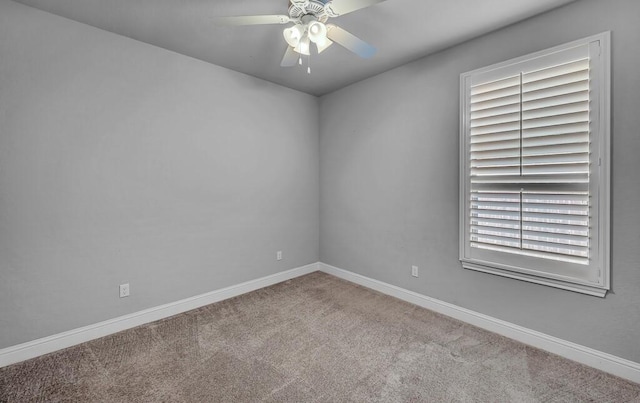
[461,261,608,298]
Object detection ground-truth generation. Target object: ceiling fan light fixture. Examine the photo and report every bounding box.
[283,24,305,48]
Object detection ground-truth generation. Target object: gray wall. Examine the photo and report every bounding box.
[320,0,640,362]
[0,0,319,349]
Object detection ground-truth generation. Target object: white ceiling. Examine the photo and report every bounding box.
[14,0,576,96]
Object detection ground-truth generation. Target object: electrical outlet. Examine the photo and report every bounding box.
[276,251,283,261]
[411,265,419,278]
[119,283,130,298]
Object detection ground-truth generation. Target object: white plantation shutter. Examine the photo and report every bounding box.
[460,33,610,297]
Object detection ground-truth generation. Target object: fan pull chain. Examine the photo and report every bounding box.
[307,54,311,74]
[298,55,302,65]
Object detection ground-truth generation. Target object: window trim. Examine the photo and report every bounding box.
[459,32,611,297]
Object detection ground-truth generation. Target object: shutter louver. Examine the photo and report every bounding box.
[468,58,591,265]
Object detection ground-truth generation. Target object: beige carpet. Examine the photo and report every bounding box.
[1,271,639,402]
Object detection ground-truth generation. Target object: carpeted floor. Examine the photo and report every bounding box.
[1,272,639,402]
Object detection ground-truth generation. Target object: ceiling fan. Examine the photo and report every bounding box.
[213,0,386,70]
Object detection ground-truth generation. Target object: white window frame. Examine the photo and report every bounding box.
[459,32,611,297]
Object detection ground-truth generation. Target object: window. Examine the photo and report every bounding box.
[459,33,610,297]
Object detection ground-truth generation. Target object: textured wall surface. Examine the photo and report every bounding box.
[320,0,640,362]
[0,0,319,348]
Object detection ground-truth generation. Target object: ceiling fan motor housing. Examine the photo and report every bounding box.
[288,0,330,23]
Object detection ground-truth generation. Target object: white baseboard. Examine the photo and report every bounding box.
[319,262,640,385]
[0,262,319,368]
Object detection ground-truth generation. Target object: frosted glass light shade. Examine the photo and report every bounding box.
[307,21,327,44]
[294,34,311,55]
[283,24,305,48]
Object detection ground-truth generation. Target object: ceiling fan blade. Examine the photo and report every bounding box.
[281,46,299,67]
[213,15,291,26]
[325,0,386,16]
[326,24,376,58]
